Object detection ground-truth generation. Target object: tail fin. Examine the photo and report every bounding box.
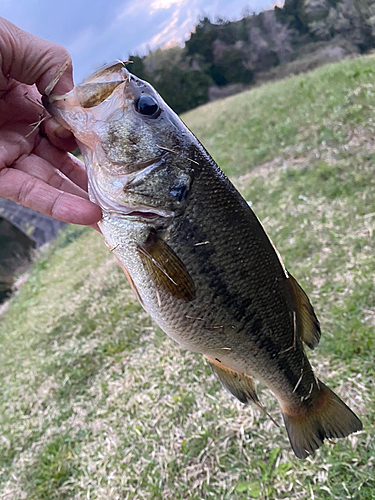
[282,380,362,459]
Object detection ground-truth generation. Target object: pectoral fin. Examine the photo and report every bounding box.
[137,232,196,302]
[288,274,321,349]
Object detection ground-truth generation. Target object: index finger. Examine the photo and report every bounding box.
[34,137,89,192]
[0,167,101,225]
[0,17,74,94]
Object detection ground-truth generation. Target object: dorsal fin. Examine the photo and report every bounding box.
[206,356,279,426]
[288,274,321,349]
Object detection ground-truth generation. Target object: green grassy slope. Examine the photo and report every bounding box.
[1,55,375,499]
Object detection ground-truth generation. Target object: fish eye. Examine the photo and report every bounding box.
[135,94,160,117]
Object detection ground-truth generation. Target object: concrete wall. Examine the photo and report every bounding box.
[0,197,66,302]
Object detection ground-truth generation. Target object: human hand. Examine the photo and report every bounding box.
[0,17,102,226]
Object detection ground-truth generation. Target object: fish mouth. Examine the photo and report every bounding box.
[102,207,173,223]
[99,201,172,222]
[122,210,163,220]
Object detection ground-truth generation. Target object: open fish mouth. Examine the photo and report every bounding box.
[100,203,173,221]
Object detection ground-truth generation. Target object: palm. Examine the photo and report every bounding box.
[1,80,46,170]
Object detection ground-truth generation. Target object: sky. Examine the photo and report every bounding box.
[1,0,278,83]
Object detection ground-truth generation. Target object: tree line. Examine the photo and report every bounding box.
[129,0,375,114]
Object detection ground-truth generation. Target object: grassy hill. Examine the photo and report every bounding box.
[0,55,375,499]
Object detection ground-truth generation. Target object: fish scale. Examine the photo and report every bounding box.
[43,60,362,459]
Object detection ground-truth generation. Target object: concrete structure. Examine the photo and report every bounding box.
[0,197,66,302]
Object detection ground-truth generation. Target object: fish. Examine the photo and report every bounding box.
[43,61,362,459]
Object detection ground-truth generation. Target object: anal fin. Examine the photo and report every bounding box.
[206,356,279,426]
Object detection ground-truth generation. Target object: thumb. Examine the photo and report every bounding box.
[0,17,74,94]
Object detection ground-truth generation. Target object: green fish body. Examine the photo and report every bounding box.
[44,62,362,458]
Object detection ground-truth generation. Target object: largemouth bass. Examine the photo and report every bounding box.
[43,62,362,459]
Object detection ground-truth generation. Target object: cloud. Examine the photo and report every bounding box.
[150,0,185,10]
[116,0,150,19]
[143,0,199,50]
[148,5,186,46]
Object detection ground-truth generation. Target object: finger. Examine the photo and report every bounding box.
[33,137,88,191]
[0,17,73,94]
[91,223,102,233]
[0,167,101,225]
[42,116,78,152]
[0,121,36,171]
[13,152,88,199]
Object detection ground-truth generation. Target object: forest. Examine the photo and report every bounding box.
[129,0,375,113]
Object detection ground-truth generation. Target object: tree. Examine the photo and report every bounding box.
[185,17,217,64]
[127,55,148,81]
[153,68,213,114]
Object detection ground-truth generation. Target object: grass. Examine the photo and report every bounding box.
[1,55,375,499]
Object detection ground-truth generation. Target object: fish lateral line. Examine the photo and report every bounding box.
[186,315,223,331]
